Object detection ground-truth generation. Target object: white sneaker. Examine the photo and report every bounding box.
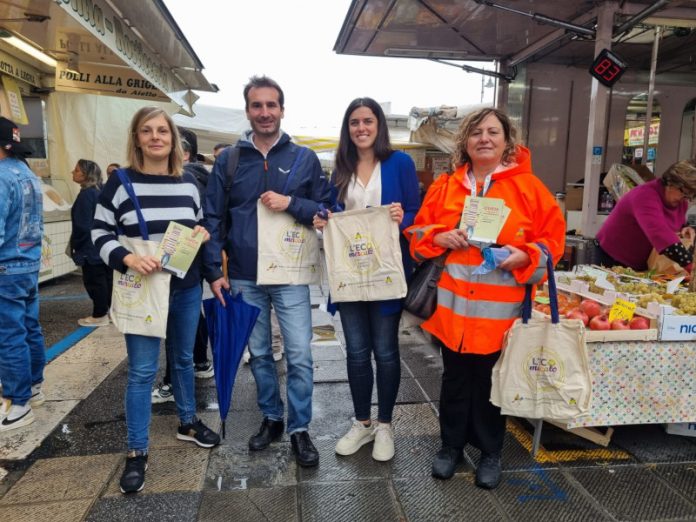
[151,383,175,404]
[372,422,395,461]
[272,350,284,362]
[30,384,45,407]
[242,349,251,364]
[0,398,10,420]
[78,315,110,327]
[335,419,375,456]
[0,402,35,432]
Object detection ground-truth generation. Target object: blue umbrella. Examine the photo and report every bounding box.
[203,290,260,438]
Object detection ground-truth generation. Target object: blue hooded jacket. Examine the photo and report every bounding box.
[203,131,331,282]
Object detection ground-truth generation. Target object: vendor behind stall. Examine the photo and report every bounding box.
[596,160,696,271]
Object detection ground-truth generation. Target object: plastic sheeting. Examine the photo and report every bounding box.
[407,104,490,154]
[45,92,175,203]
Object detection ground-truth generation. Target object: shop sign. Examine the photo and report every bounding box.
[0,50,42,88]
[54,0,185,104]
[626,123,659,147]
[55,62,169,102]
[1,76,28,124]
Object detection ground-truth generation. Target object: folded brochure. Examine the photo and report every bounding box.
[459,196,510,244]
[156,222,203,279]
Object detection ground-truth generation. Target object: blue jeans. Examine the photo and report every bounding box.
[0,272,45,405]
[340,302,401,423]
[229,280,313,434]
[124,284,201,451]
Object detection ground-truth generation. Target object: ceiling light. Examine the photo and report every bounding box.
[0,33,57,67]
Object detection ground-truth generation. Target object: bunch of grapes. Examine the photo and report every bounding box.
[669,293,696,315]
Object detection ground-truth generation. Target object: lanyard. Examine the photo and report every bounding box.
[466,170,494,197]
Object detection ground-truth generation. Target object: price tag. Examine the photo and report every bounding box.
[608,298,636,322]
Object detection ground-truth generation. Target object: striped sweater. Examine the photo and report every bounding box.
[91,168,203,289]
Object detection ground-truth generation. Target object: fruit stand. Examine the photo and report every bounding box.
[528,265,696,453]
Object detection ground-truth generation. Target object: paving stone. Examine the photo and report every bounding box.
[85,492,201,521]
[30,415,127,459]
[198,488,298,521]
[313,359,348,382]
[52,325,126,364]
[299,438,389,483]
[653,463,696,502]
[0,400,80,460]
[103,447,210,497]
[43,360,121,401]
[0,499,93,522]
[391,403,439,437]
[311,382,357,439]
[0,454,120,504]
[64,360,127,423]
[301,480,400,522]
[388,435,447,478]
[494,468,611,521]
[311,343,344,361]
[612,424,696,463]
[465,431,557,472]
[571,465,696,521]
[394,476,503,521]
[204,442,297,490]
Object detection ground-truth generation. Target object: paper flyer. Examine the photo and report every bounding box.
[459,196,510,244]
[156,222,203,279]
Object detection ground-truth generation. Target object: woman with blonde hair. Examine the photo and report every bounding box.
[92,107,219,494]
[405,107,565,488]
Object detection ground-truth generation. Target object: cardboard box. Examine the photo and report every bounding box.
[665,423,696,437]
[659,306,696,340]
[565,184,583,211]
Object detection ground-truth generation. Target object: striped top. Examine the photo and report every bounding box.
[92,168,203,289]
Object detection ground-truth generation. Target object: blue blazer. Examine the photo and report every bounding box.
[330,150,420,315]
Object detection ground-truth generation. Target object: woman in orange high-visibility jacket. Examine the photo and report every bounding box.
[405,108,565,489]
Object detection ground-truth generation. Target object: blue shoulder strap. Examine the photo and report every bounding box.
[522,243,558,324]
[281,147,308,195]
[116,169,149,240]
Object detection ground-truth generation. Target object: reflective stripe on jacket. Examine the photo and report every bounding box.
[404,146,565,355]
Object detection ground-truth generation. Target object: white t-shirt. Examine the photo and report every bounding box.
[344,162,382,211]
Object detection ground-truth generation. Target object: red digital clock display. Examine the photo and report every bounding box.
[590,48,627,87]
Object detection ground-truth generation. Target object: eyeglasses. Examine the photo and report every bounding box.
[676,186,696,201]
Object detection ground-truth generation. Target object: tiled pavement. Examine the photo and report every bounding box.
[1,275,696,521]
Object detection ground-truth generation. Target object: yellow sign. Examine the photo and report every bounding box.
[55,63,169,102]
[608,298,636,322]
[1,76,28,124]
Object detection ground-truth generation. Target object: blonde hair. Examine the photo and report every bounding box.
[661,159,696,198]
[127,107,184,176]
[452,107,519,168]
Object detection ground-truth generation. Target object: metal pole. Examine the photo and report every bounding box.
[642,26,661,166]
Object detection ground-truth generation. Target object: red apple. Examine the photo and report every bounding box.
[589,314,610,330]
[629,316,650,330]
[565,308,589,326]
[610,319,630,330]
[580,299,603,319]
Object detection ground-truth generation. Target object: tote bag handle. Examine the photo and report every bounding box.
[116,169,150,240]
[521,243,559,324]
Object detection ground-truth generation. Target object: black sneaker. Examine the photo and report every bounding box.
[291,431,319,467]
[177,417,221,448]
[119,451,148,494]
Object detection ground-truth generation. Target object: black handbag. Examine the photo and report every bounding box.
[403,252,449,319]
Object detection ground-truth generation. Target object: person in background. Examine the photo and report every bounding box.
[151,135,214,404]
[106,163,120,177]
[69,159,112,327]
[596,160,696,271]
[313,97,420,462]
[0,117,46,432]
[213,143,232,158]
[203,75,331,468]
[92,107,219,494]
[405,108,565,489]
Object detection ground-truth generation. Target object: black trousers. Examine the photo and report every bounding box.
[439,347,506,455]
[82,263,112,318]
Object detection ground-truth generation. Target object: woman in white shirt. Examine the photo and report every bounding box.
[314,97,420,461]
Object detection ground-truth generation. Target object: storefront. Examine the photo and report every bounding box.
[0,0,215,281]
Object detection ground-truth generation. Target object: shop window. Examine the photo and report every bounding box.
[678,98,696,160]
[622,93,660,172]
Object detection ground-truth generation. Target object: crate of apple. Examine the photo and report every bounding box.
[562,299,656,341]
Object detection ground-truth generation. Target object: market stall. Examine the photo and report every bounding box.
[528,265,696,453]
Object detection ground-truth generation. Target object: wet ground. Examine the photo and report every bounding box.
[0,272,695,521]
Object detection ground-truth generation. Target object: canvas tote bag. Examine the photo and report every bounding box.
[256,201,321,285]
[323,206,407,302]
[490,244,592,421]
[110,170,171,338]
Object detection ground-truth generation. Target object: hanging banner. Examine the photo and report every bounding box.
[625,123,659,147]
[0,50,42,88]
[55,62,170,102]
